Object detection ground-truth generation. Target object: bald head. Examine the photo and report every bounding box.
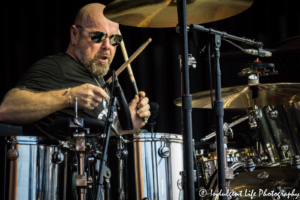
[74,3,119,31]
[67,3,120,77]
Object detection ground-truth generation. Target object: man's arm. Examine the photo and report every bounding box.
[0,84,109,124]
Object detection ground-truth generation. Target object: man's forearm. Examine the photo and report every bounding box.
[0,88,69,124]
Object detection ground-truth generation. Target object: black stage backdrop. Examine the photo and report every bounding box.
[2,0,300,142]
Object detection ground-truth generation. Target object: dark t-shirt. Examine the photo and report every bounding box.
[16,53,119,138]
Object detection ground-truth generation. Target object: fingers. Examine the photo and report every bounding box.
[70,84,109,110]
[136,93,150,118]
[137,105,151,118]
[139,91,146,98]
[93,86,109,100]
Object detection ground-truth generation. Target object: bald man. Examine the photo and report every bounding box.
[0,3,150,136]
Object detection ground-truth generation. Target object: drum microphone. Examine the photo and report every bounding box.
[148,102,159,124]
[114,76,133,131]
[244,48,272,57]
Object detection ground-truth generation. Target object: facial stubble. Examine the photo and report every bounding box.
[75,40,112,77]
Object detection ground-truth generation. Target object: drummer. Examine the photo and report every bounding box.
[0,3,150,137]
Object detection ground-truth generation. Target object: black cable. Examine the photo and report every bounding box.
[193,150,201,200]
[208,40,214,110]
[222,38,245,52]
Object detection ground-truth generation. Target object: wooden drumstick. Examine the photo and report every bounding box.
[118,29,148,123]
[118,29,139,95]
[103,38,152,89]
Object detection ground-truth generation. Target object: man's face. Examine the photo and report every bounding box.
[74,19,118,77]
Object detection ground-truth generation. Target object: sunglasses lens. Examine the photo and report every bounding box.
[110,35,123,46]
[91,32,107,43]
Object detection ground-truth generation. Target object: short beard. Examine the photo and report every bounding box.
[75,42,112,77]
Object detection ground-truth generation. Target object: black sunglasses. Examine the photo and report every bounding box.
[76,25,123,46]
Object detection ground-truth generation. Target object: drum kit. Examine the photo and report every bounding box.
[2,0,300,200]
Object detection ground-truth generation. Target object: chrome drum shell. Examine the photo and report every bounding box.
[6,136,63,200]
[131,133,184,200]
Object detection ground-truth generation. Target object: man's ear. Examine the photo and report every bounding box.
[70,25,78,45]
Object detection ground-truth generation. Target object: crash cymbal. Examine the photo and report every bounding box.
[104,0,253,28]
[174,83,300,109]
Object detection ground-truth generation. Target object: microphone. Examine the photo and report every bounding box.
[148,102,159,124]
[244,48,272,57]
[144,102,159,133]
[114,76,133,131]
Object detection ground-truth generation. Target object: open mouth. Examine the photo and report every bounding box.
[99,55,109,62]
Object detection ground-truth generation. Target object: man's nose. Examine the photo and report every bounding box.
[100,37,112,50]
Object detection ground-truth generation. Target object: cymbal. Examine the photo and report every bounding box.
[104,0,254,28]
[174,83,300,109]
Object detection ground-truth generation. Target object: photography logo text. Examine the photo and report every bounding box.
[198,189,300,199]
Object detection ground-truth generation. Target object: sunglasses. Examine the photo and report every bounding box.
[76,25,122,46]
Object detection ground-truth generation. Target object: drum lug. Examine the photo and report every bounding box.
[246,158,256,172]
[291,155,300,169]
[267,106,278,120]
[257,171,269,179]
[158,146,170,158]
[7,149,19,160]
[223,123,234,139]
[52,152,64,164]
[7,137,19,161]
[248,116,258,130]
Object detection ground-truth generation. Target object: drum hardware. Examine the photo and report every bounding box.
[265,143,277,163]
[158,137,170,158]
[52,148,64,164]
[95,71,120,200]
[279,143,291,161]
[267,106,279,120]
[239,61,278,79]
[257,171,269,179]
[246,158,256,172]
[291,155,300,169]
[201,115,250,142]
[248,115,258,130]
[116,136,128,200]
[179,54,197,69]
[6,137,19,161]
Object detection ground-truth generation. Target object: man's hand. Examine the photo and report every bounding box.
[69,84,109,110]
[120,91,150,134]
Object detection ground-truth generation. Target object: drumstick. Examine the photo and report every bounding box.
[102,38,152,89]
[118,29,148,123]
[118,29,139,95]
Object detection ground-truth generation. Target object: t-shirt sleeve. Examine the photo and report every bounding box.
[16,57,64,91]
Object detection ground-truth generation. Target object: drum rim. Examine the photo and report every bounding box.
[7,135,63,145]
[129,132,183,143]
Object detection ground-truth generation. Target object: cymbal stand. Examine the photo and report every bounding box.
[176,1,195,200]
[95,72,117,200]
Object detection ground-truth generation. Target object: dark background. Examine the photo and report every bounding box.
[2,0,300,141]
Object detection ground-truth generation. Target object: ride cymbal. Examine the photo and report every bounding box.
[104,0,253,28]
[174,83,300,109]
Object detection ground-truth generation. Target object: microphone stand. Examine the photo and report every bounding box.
[94,71,117,200]
[188,24,267,199]
[177,1,195,200]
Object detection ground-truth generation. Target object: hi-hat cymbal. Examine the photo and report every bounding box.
[104,0,253,28]
[174,83,300,109]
